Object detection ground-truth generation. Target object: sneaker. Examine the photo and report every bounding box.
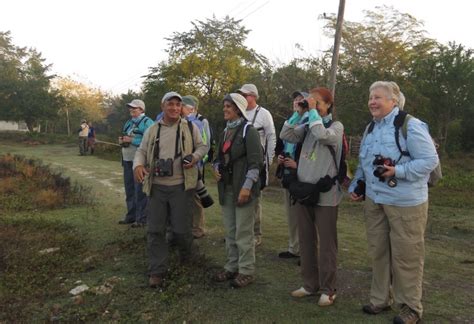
[254,236,262,247]
[149,274,163,288]
[362,303,391,315]
[291,287,314,298]
[393,305,420,324]
[278,251,299,258]
[318,293,336,306]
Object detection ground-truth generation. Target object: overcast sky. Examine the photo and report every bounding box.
[1,0,473,95]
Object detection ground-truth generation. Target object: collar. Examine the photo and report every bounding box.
[374,107,399,125]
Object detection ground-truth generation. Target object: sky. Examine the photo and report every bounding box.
[1,0,473,95]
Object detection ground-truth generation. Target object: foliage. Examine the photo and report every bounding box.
[0,31,60,131]
[143,16,269,133]
[0,154,93,211]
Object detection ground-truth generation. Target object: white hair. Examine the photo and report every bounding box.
[369,81,400,104]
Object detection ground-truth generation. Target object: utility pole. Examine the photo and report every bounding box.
[329,0,346,101]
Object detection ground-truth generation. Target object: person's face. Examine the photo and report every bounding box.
[368,88,395,120]
[241,93,256,107]
[223,100,240,121]
[129,107,142,118]
[293,95,304,113]
[181,104,195,117]
[314,93,330,117]
[163,98,182,122]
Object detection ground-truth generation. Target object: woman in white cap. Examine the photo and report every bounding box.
[213,93,263,288]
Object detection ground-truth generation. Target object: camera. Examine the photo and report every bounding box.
[353,180,366,198]
[297,100,309,109]
[154,158,174,177]
[372,154,397,187]
[276,152,291,179]
[118,136,130,148]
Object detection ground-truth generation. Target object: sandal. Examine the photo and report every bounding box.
[230,274,254,288]
[214,270,238,282]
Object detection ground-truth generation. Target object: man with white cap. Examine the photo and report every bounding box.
[118,99,154,227]
[133,91,208,288]
[237,83,276,247]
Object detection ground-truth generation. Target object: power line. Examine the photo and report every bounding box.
[240,0,270,20]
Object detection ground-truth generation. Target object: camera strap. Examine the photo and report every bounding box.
[153,122,181,160]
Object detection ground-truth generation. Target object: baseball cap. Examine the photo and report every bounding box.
[182,95,198,108]
[161,91,182,103]
[292,91,309,99]
[126,99,146,111]
[237,84,259,98]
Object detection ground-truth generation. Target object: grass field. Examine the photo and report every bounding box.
[0,141,473,323]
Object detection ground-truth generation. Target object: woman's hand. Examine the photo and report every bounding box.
[277,154,285,165]
[283,157,297,169]
[213,168,222,181]
[350,192,364,202]
[237,188,251,205]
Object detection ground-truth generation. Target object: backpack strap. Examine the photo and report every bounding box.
[326,145,339,185]
[187,120,195,152]
[394,111,410,157]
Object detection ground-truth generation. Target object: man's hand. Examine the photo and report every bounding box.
[183,155,195,169]
[213,168,222,181]
[134,165,149,183]
[237,188,251,205]
[122,136,132,143]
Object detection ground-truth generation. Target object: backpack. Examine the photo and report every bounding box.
[366,111,442,187]
[327,132,350,187]
[243,122,267,190]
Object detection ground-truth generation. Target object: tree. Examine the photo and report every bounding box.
[53,77,107,135]
[410,42,474,152]
[143,16,268,132]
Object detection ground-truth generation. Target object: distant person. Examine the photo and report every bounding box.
[237,83,276,247]
[118,99,154,227]
[78,119,89,156]
[275,91,309,260]
[213,93,263,288]
[87,122,96,155]
[133,92,207,288]
[181,95,214,239]
[349,81,439,323]
[280,87,343,306]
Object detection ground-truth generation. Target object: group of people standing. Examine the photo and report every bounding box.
[116,80,438,324]
[77,119,96,155]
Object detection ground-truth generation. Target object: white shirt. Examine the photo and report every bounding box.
[245,105,276,165]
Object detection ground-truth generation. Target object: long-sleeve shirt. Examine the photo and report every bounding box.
[245,105,276,165]
[348,107,439,207]
[280,116,344,207]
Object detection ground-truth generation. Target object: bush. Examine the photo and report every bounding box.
[0,154,93,211]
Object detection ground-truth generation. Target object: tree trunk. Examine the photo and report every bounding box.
[66,108,71,136]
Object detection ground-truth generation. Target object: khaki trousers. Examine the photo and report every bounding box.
[191,195,205,237]
[253,192,262,237]
[284,190,299,255]
[295,202,338,294]
[222,187,256,275]
[364,197,428,318]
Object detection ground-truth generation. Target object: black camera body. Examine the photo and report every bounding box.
[373,154,397,187]
[353,180,366,198]
[276,152,291,179]
[154,158,174,177]
[297,100,309,109]
[182,154,194,166]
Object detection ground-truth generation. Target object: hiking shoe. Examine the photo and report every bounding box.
[278,251,299,258]
[290,287,314,298]
[230,274,254,288]
[362,303,391,315]
[393,305,420,324]
[318,293,336,306]
[254,236,262,247]
[149,275,163,288]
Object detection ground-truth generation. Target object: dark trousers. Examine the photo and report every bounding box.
[122,160,147,224]
[147,184,194,275]
[295,203,338,295]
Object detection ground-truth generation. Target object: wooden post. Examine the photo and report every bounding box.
[329,0,346,116]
